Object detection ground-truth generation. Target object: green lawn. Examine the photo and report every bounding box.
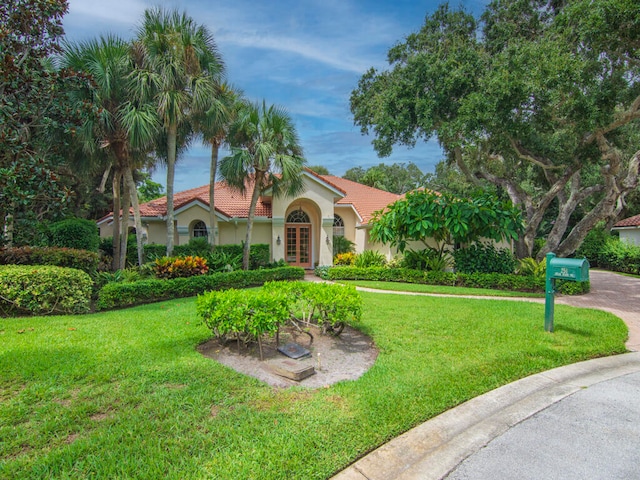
[337,280,545,297]
[0,293,627,479]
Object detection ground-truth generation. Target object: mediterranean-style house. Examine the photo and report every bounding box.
[612,213,640,245]
[97,169,404,267]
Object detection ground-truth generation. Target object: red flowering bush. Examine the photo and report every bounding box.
[153,256,209,279]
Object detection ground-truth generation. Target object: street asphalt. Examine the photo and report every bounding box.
[330,270,640,480]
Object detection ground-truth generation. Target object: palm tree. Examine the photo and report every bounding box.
[62,35,160,269]
[220,101,307,270]
[133,8,224,256]
[194,83,243,246]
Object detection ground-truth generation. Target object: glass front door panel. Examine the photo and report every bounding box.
[286,227,297,263]
[299,226,310,264]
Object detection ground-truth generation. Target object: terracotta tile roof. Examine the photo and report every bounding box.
[614,214,640,228]
[139,181,271,219]
[102,174,400,225]
[320,175,403,224]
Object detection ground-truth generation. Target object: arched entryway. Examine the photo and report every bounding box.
[285,209,312,267]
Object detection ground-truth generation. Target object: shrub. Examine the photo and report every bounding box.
[354,250,386,268]
[453,243,516,274]
[263,281,362,334]
[0,265,92,316]
[153,256,209,279]
[325,266,543,293]
[597,237,640,275]
[314,265,332,279]
[401,248,451,272]
[557,280,590,295]
[334,252,356,266]
[196,288,289,357]
[576,224,610,267]
[517,257,546,279]
[173,237,213,258]
[48,218,100,252]
[95,266,305,310]
[333,236,355,256]
[0,246,100,278]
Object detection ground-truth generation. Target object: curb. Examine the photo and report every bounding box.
[332,352,640,480]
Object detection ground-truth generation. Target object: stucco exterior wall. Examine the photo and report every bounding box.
[619,229,640,246]
[271,174,341,266]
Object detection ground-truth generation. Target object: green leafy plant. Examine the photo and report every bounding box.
[153,256,209,279]
[196,288,289,359]
[95,266,305,310]
[453,243,516,274]
[370,190,523,254]
[402,248,451,272]
[0,246,100,278]
[334,252,356,266]
[576,224,610,267]
[48,218,100,252]
[354,250,387,268]
[517,257,547,279]
[0,265,92,316]
[325,266,547,293]
[333,235,355,256]
[262,281,362,335]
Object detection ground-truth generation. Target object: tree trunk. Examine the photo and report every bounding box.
[125,167,145,267]
[555,151,640,257]
[166,122,177,257]
[209,142,219,246]
[243,171,264,270]
[120,171,130,269]
[112,170,122,271]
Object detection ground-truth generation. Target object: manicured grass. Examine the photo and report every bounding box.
[338,279,545,298]
[0,293,627,479]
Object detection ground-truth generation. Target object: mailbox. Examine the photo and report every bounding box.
[547,256,590,282]
[544,253,590,333]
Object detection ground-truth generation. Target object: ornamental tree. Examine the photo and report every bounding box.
[369,190,523,255]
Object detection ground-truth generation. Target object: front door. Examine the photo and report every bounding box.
[285,209,312,268]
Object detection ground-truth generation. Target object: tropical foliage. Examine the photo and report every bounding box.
[370,190,523,255]
[133,7,224,256]
[220,101,306,270]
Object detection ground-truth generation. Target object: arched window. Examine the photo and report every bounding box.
[192,220,208,238]
[333,214,345,237]
[286,209,310,223]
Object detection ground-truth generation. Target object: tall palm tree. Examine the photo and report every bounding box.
[194,83,243,246]
[220,101,307,270]
[133,8,224,256]
[62,35,160,269]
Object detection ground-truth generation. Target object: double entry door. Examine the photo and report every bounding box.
[285,224,311,268]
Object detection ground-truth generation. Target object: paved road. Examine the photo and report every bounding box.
[332,270,640,480]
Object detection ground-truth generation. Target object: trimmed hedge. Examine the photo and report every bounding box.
[324,266,591,295]
[325,266,546,293]
[0,246,100,278]
[95,266,305,310]
[49,218,100,252]
[0,265,93,316]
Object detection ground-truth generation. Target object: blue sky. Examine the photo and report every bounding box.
[63,0,487,192]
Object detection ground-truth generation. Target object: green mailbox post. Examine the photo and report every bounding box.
[545,252,590,332]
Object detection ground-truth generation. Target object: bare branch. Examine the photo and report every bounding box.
[508,137,563,170]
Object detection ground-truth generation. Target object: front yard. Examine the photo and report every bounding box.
[0,292,627,479]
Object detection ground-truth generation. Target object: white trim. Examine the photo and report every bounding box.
[334,203,363,223]
[612,226,639,231]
